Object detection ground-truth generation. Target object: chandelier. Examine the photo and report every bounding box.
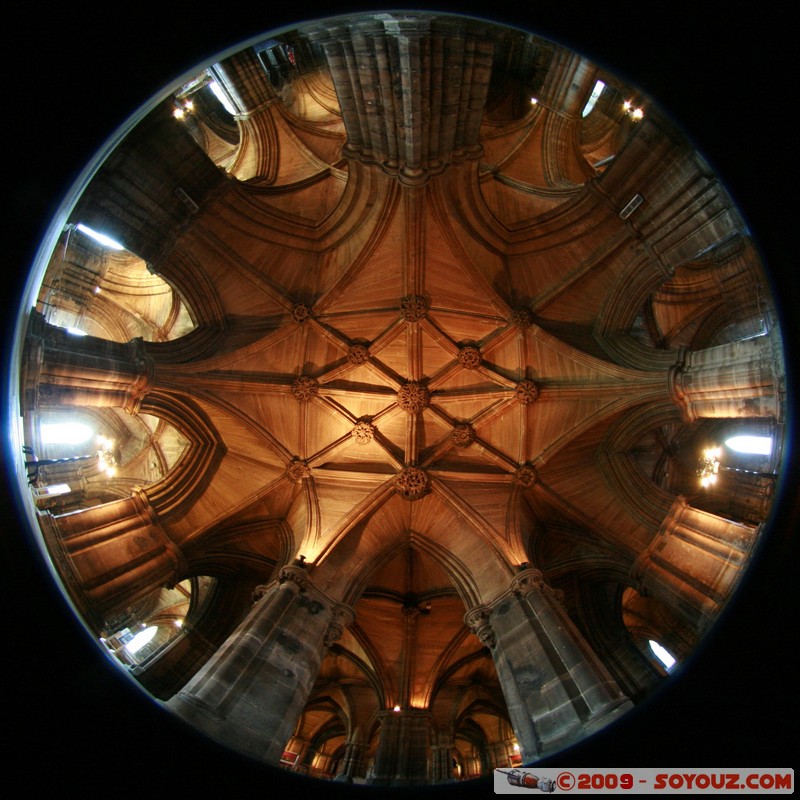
[697,446,721,488]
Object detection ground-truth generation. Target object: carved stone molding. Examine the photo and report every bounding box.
[515,379,540,405]
[291,303,313,324]
[464,604,496,648]
[510,567,545,596]
[287,459,311,483]
[397,381,431,413]
[511,306,533,328]
[400,294,428,322]
[457,345,482,370]
[515,464,537,487]
[347,343,370,364]
[394,466,430,500]
[351,420,375,445]
[292,375,319,401]
[278,564,311,593]
[126,363,155,414]
[324,603,356,647]
[667,360,705,423]
[451,422,476,448]
[252,584,269,603]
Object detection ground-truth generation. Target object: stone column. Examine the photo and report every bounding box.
[429,730,455,783]
[632,496,759,631]
[485,741,505,770]
[23,312,153,413]
[669,336,779,421]
[307,14,493,183]
[167,566,354,765]
[213,49,276,117]
[704,468,776,525]
[334,737,368,783]
[50,490,183,628]
[600,115,742,271]
[537,49,597,118]
[597,634,664,703]
[212,49,281,182]
[71,104,225,265]
[465,569,632,763]
[368,709,433,786]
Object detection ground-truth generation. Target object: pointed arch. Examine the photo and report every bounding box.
[318,513,498,609]
[139,390,227,517]
[597,401,683,529]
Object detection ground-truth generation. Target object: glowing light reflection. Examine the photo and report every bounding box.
[75,223,124,250]
[726,435,772,455]
[125,626,157,654]
[41,422,93,445]
[649,640,676,671]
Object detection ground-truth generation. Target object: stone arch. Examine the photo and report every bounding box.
[139,390,227,517]
[181,518,294,582]
[40,227,199,345]
[597,401,684,530]
[621,585,696,668]
[294,695,351,779]
[316,507,509,610]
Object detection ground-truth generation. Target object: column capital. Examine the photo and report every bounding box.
[510,567,545,596]
[632,495,758,631]
[668,338,779,421]
[277,564,313,593]
[325,603,356,647]
[464,604,495,648]
[273,564,356,647]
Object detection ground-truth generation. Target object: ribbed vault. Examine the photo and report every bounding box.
[9,10,786,789]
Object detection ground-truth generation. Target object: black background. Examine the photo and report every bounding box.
[3,2,797,796]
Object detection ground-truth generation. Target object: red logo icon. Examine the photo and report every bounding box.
[557,772,576,791]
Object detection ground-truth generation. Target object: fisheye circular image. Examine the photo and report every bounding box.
[3,5,797,793]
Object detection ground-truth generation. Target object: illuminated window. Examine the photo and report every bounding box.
[44,484,71,496]
[125,626,158,655]
[208,79,237,115]
[725,435,772,456]
[76,223,124,251]
[40,422,93,445]
[649,640,676,672]
[33,483,72,500]
[582,79,606,117]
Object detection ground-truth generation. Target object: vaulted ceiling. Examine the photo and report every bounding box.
[6,9,791,789]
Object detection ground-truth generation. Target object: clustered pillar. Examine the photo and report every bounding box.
[670,336,779,421]
[429,730,456,783]
[167,565,354,764]
[24,312,153,414]
[334,734,368,783]
[306,15,493,183]
[633,496,759,631]
[52,491,183,628]
[368,709,433,786]
[466,569,633,763]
